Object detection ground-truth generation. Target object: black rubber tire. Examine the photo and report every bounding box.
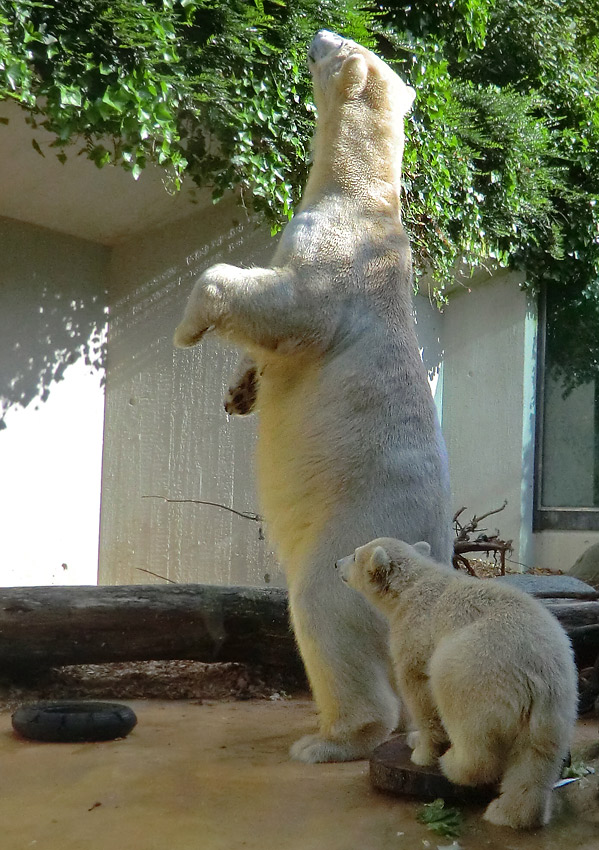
[11,701,137,742]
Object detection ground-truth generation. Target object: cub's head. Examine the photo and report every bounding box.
[335,538,432,599]
[308,30,415,125]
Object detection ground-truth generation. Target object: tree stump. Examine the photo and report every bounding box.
[370,736,496,803]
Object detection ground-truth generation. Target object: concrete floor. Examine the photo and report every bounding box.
[1,698,597,850]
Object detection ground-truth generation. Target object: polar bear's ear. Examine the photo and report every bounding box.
[369,546,392,588]
[340,53,368,97]
[412,541,431,557]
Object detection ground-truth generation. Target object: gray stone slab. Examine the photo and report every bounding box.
[495,573,596,597]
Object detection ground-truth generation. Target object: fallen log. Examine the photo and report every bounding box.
[544,600,599,663]
[0,584,304,678]
[0,584,597,676]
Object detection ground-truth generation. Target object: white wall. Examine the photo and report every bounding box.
[0,100,200,245]
[441,272,534,570]
[441,273,599,573]
[100,200,279,587]
[0,218,108,585]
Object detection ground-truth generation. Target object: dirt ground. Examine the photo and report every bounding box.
[0,697,597,850]
[0,659,296,714]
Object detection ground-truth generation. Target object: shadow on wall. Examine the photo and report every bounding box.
[0,220,108,428]
[413,297,444,390]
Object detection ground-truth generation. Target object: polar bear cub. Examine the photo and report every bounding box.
[337,538,578,829]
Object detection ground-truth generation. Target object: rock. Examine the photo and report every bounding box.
[569,543,599,590]
[495,573,597,597]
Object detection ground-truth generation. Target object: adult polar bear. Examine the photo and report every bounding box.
[174,30,453,762]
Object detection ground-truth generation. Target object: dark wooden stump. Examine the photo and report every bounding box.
[370,736,496,804]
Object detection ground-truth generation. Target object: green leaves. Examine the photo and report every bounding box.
[0,0,193,183]
[0,0,598,387]
[378,0,599,386]
[417,798,463,839]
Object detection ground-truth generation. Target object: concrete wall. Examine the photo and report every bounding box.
[442,273,599,573]
[99,200,278,586]
[0,218,108,585]
[442,272,534,570]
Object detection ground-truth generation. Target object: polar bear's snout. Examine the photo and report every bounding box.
[335,552,355,582]
[308,30,345,64]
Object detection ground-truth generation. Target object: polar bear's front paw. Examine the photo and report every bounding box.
[224,365,258,416]
[290,733,373,763]
[406,730,438,766]
[406,730,421,750]
[174,265,232,348]
[410,743,437,767]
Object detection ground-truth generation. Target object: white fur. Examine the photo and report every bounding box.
[174,31,452,763]
[340,537,578,828]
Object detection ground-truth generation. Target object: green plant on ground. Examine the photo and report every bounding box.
[417,797,463,839]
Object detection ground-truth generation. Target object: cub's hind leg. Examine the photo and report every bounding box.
[430,636,504,787]
[483,745,559,828]
[483,701,573,829]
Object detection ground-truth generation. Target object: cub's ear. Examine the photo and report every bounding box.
[369,546,392,588]
[412,541,431,557]
[340,53,368,97]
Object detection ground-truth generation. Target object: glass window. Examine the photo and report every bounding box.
[535,289,599,529]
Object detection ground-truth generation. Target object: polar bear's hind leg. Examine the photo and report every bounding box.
[483,747,558,828]
[288,568,400,763]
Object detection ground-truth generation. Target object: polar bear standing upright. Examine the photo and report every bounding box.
[337,538,578,828]
[174,30,453,762]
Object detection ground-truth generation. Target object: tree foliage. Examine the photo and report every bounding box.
[0,0,598,385]
[379,0,599,389]
[0,0,375,223]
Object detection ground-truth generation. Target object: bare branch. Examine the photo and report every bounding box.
[143,495,262,524]
[469,500,508,527]
[136,568,177,584]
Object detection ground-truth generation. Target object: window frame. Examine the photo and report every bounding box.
[533,288,599,531]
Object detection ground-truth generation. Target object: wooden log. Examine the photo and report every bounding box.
[544,600,599,628]
[0,584,304,678]
[0,585,597,677]
[544,600,599,662]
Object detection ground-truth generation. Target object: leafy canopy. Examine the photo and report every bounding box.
[1,0,598,385]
